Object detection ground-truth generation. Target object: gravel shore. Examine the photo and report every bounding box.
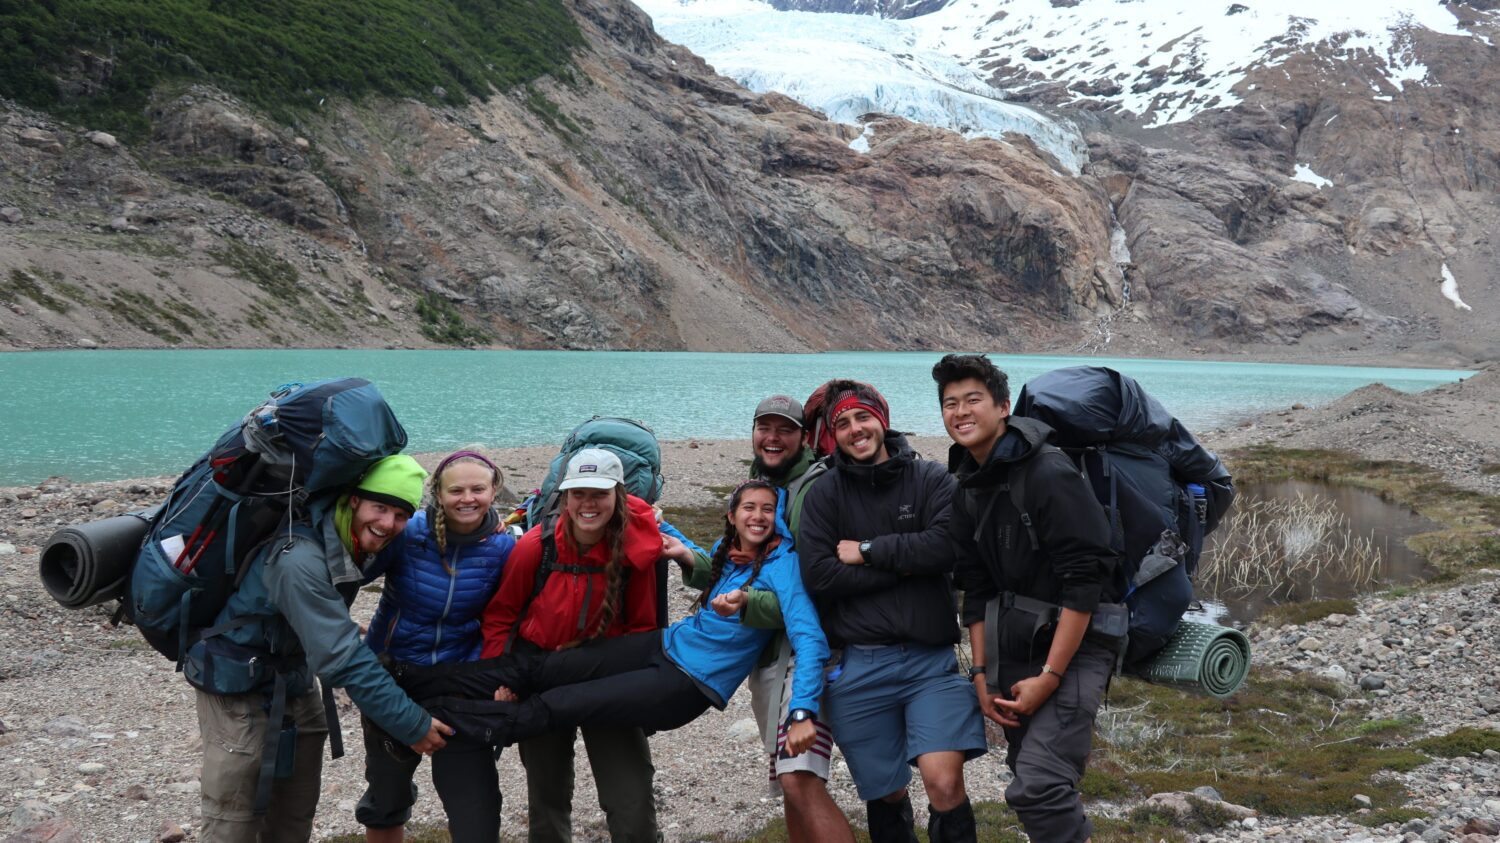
[1,372,1497,841]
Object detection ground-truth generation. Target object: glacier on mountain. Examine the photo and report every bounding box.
[917,0,1489,126]
[635,0,1088,172]
[641,0,1493,136]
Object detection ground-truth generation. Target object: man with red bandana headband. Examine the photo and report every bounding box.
[796,381,985,843]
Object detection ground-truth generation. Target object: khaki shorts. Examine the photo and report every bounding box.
[747,653,833,796]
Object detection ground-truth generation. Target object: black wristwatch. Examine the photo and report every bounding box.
[966,665,986,679]
[858,540,873,562]
[788,708,815,724]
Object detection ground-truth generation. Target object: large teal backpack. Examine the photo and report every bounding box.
[525,416,665,530]
[126,378,408,668]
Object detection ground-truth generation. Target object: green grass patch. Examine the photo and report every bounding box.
[210,241,301,303]
[523,84,582,137]
[1353,807,1429,828]
[1255,597,1357,628]
[52,279,91,304]
[106,288,194,342]
[3,267,72,313]
[415,292,488,346]
[1092,671,1426,818]
[1226,446,1500,576]
[1480,463,1500,475]
[1413,727,1500,757]
[0,0,584,140]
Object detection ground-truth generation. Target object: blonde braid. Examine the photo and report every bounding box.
[426,467,448,554]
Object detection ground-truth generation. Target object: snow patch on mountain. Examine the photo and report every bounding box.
[1293,163,1332,188]
[1440,264,1473,311]
[637,0,1088,172]
[916,0,1490,126]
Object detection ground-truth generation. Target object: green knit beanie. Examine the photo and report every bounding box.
[353,454,427,515]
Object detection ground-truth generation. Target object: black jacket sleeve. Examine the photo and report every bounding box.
[863,462,958,576]
[798,475,900,597]
[1031,450,1115,613]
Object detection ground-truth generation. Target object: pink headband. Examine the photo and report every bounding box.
[434,450,500,479]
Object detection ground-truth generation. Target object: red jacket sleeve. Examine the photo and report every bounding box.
[480,528,542,658]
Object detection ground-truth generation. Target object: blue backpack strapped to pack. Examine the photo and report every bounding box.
[126,378,408,668]
[1013,366,1234,667]
[507,417,669,649]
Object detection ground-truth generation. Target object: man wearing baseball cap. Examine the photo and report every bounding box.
[695,394,854,843]
[797,381,984,843]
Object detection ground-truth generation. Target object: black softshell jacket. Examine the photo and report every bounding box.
[950,417,1117,628]
[798,431,961,649]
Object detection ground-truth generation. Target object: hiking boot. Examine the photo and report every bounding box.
[927,798,977,843]
[866,794,919,843]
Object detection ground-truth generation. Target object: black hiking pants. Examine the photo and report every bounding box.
[402,631,714,747]
[993,640,1115,843]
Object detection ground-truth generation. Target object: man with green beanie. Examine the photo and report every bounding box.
[193,454,454,842]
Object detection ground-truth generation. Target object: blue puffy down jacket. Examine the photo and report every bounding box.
[364,509,515,665]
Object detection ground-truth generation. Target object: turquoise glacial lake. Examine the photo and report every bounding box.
[0,350,1475,484]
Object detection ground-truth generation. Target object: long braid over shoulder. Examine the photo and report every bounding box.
[692,525,735,612]
[588,485,632,640]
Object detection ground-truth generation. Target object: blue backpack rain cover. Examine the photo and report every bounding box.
[126,378,407,669]
[1014,366,1234,666]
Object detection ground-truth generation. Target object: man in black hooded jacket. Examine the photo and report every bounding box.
[798,380,985,843]
[933,353,1118,843]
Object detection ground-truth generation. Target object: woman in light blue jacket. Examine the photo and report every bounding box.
[403,480,830,753]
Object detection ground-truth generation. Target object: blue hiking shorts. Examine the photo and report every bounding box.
[823,643,986,800]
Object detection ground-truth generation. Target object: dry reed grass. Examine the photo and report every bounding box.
[1198,493,1384,598]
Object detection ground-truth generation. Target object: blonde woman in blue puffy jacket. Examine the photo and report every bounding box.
[359,451,515,843]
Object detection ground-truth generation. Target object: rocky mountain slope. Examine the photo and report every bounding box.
[0,0,1123,353]
[643,0,1500,364]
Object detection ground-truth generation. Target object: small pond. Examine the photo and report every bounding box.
[1192,480,1442,625]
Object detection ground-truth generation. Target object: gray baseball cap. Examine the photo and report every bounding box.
[753,394,804,428]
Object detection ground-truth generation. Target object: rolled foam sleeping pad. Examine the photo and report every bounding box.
[39,507,158,609]
[1129,619,1252,699]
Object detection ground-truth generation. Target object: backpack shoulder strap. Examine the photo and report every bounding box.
[1007,464,1040,552]
[504,523,559,655]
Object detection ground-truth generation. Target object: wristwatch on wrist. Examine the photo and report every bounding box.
[857,540,873,562]
[788,708,815,724]
[1040,663,1064,681]
[966,665,986,679]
